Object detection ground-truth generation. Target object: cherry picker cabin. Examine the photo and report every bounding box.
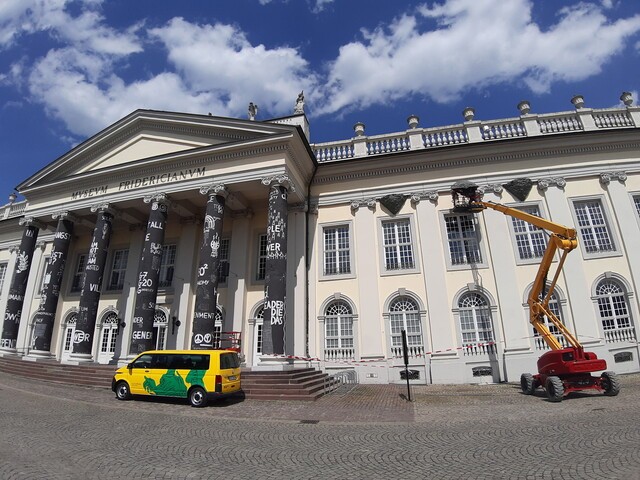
[451,180,621,402]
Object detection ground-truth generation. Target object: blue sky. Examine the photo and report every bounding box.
[1,0,640,203]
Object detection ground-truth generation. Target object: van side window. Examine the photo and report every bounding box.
[152,354,170,369]
[220,353,239,369]
[189,354,210,370]
[131,354,154,368]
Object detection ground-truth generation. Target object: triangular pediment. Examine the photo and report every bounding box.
[19,109,297,193]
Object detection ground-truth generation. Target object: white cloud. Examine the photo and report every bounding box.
[317,0,640,115]
[149,17,317,115]
[0,0,141,54]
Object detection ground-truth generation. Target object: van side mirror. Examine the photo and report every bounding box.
[127,363,133,370]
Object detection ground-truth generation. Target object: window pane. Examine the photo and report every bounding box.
[382,220,414,270]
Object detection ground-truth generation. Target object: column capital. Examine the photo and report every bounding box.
[143,192,170,206]
[537,177,566,192]
[410,191,438,205]
[261,174,295,192]
[599,171,627,186]
[90,203,116,216]
[199,183,229,198]
[51,210,79,222]
[18,216,45,229]
[308,203,319,215]
[350,198,376,212]
[9,245,20,254]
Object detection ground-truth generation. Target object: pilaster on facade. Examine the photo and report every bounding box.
[409,191,438,206]
[537,177,567,192]
[599,171,628,186]
[350,198,376,212]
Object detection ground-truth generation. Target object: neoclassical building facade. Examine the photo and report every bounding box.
[1,93,639,384]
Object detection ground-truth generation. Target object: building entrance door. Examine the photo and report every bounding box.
[97,312,119,364]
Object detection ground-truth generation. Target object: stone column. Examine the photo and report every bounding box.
[30,212,75,355]
[261,175,291,356]
[0,217,42,353]
[71,205,114,361]
[129,194,170,355]
[191,185,227,350]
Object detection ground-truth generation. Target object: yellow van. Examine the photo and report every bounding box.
[112,350,241,407]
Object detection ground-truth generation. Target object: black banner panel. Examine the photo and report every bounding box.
[262,185,288,355]
[1,223,40,351]
[73,210,113,357]
[129,199,168,355]
[32,217,74,352]
[192,194,225,349]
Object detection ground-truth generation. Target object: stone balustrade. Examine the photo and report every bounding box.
[0,200,26,220]
[311,94,640,163]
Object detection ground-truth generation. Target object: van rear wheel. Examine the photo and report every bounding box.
[189,386,208,408]
[115,381,132,401]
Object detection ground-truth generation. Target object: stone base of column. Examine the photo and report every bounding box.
[252,354,295,371]
[23,350,54,361]
[62,353,94,365]
[0,348,18,357]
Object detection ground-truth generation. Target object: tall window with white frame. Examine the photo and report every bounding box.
[99,312,119,358]
[511,205,546,260]
[573,200,615,254]
[382,219,415,271]
[324,300,354,360]
[0,262,7,293]
[388,296,423,357]
[458,292,495,354]
[158,244,176,288]
[323,225,351,275]
[445,213,482,265]
[595,279,636,343]
[70,254,86,293]
[214,308,223,348]
[108,249,128,290]
[256,234,268,281]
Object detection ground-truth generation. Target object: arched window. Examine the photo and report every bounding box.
[596,279,636,343]
[153,310,168,350]
[324,300,354,350]
[389,296,423,356]
[458,292,494,345]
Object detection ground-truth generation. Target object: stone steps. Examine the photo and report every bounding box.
[241,368,337,401]
[0,355,337,400]
[0,355,115,388]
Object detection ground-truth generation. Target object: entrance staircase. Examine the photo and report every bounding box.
[0,355,115,388]
[241,367,337,401]
[0,356,337,400]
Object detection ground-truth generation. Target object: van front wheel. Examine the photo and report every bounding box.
[115,381,132,401]
[189,386,208,408]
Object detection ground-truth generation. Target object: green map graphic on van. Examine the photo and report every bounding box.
[142,369,205,397]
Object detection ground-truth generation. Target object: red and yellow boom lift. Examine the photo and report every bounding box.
[452,181,620,402]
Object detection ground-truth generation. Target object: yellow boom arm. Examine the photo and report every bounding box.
[479,201,581,351]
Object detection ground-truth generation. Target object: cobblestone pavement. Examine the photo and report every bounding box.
[0,371,639,480]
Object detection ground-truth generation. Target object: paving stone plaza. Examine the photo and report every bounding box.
[0,371,639,479]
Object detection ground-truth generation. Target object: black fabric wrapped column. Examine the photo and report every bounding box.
[0,218,42,353]
[261,176,290,356]
[191,185,227,350]
[72,205,114,361]
[31,213,75,354]
[129,194,169,355]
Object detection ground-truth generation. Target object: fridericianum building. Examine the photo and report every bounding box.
[1,92,639,385]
